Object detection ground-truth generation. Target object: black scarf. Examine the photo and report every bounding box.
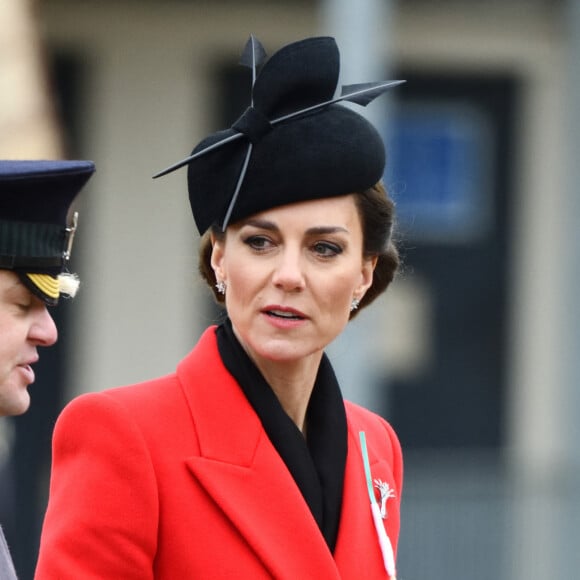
[216,319,347,552]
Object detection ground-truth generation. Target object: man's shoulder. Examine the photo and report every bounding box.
[0,526,18,580]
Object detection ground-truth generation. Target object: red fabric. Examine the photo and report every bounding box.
[35,327,402,579]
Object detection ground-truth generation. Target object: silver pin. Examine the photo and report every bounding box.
[63,211,79,261]
[374,479,396,519]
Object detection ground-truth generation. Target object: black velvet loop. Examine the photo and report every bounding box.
[231,107,272,144]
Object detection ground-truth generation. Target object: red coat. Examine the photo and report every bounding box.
[36,327,402,579]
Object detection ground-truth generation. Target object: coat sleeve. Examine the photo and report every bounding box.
[35,392,159,580]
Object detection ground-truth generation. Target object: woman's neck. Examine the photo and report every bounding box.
[256,355,322,433]
[229,323,323,433]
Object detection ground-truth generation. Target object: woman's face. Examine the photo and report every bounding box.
[0,270,58,416]
[211,194,375,368]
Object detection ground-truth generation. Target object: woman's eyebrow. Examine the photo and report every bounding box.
[243,219,349,236]
[306,226,349,235]
[243,218,278,231]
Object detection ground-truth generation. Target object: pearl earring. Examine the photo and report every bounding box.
[350,297,360,311]
[215,280,226,295]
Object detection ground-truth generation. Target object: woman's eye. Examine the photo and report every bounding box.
[244,235,273,250]
[313,241,342,257]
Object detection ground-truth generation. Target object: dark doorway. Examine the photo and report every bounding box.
[385,72,519,450]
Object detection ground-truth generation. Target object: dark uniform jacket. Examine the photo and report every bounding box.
[0,526,17,580]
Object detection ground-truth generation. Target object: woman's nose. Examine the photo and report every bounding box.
[272,248,306,291]
[29,306,58,347]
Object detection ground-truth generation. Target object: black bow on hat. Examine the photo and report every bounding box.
[154,36,403,234]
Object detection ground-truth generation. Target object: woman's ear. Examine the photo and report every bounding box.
[210,235,225,282]
[359,255,377,295]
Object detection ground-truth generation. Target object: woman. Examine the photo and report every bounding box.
[36,37,403,579]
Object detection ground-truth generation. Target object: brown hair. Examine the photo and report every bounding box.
[198,182,399,319]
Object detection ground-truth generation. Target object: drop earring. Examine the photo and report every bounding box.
[215,280,226,295]
[350,297,360,311]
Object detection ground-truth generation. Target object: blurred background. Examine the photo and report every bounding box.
[1,0,579,578]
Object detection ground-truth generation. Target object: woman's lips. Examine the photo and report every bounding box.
[262,305,306,319]
[262,305,308,327]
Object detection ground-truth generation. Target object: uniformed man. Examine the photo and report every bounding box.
[0,159,94,579]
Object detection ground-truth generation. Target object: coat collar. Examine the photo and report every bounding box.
[176,327,391,578]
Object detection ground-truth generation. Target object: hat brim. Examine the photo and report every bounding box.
[19,273,60,306]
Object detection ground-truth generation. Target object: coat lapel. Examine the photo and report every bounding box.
[332,429,375,576]
[335,416,400,578]
[177,328,341,579]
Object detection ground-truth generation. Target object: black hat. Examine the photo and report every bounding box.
[0,160,95,305]
[154,36,403,234]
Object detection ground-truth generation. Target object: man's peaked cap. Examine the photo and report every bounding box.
[0,160,95,304]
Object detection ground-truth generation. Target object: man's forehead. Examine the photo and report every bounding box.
[0,269,24,291]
